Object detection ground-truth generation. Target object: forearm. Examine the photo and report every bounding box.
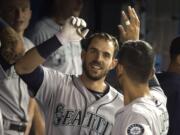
[15,36,62,75]
[15,16,87,75]
[24,98,36,135]
[32,102,45,135]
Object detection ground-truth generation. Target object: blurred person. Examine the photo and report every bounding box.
[27,0,84,74]
[157,36,180,135]
[0,0,45,134]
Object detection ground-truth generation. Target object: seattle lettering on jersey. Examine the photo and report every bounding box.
[53,103,113,134]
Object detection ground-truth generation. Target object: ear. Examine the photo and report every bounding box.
[116,64,124,77]
[110,58,118,70]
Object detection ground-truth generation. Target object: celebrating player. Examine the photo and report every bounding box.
[111,40,169,134]
[0,4,168,135]
[9,6,138,135]
[14,17,121,135]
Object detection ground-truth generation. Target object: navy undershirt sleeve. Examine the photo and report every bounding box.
[19,66,44,97]
[36,35,63,59]
[20,35,63,96]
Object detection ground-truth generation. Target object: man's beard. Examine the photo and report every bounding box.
[82,61,109,81]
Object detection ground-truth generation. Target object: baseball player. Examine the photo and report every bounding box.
[111,40,169,135]
[14,16,123,135]
[1,5,164,135]
[0,0,45,134]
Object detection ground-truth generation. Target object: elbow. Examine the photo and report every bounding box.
[15,62,34,75]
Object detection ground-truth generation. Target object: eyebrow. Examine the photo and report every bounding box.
[89,47,112,56]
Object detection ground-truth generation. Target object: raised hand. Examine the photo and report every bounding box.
[56,16,89,45]
[118,6,140,42]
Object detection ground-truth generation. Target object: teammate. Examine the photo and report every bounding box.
[0,0,44,134]
[11,6,138,135]
[111,40,169,135]
[14,17,121,135]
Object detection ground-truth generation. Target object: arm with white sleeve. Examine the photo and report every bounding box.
[15,17,88,75]
[13,17,88,96]
[0,17,88,95]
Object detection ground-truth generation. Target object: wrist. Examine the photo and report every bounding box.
[55,32,70,46]
[55,31,80,46]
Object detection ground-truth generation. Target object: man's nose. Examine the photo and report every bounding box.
[96,52,103,61]
[15,9,24,19]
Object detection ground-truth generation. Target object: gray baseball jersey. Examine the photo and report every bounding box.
[111,87,169,135]
[0,37,33,135]
[35,67,124,135]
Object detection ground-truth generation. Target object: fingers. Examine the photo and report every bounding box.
[121,11,130,28]
[128,6,140,26]
[128,6,135,23]
[121,6,140,27]
[118,6,140,42]
[118,25,126,38]
[71,16,87,28]
[71,16,88,38]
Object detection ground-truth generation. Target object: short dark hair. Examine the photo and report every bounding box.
[118,40,155,83]
[81,33,119,58]
[170,36,180,60]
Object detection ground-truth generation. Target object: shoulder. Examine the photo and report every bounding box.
[42,66,68,79]
[114,106,153,135]
[114,96,168,135]
[109,85,123,100]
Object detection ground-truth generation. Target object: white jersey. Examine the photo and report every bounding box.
[0,37,33,135]
[111,87,169,135]
[35,67,124,135]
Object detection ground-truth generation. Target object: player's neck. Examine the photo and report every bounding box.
[80,75,107,93]
[123,78,150,105]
